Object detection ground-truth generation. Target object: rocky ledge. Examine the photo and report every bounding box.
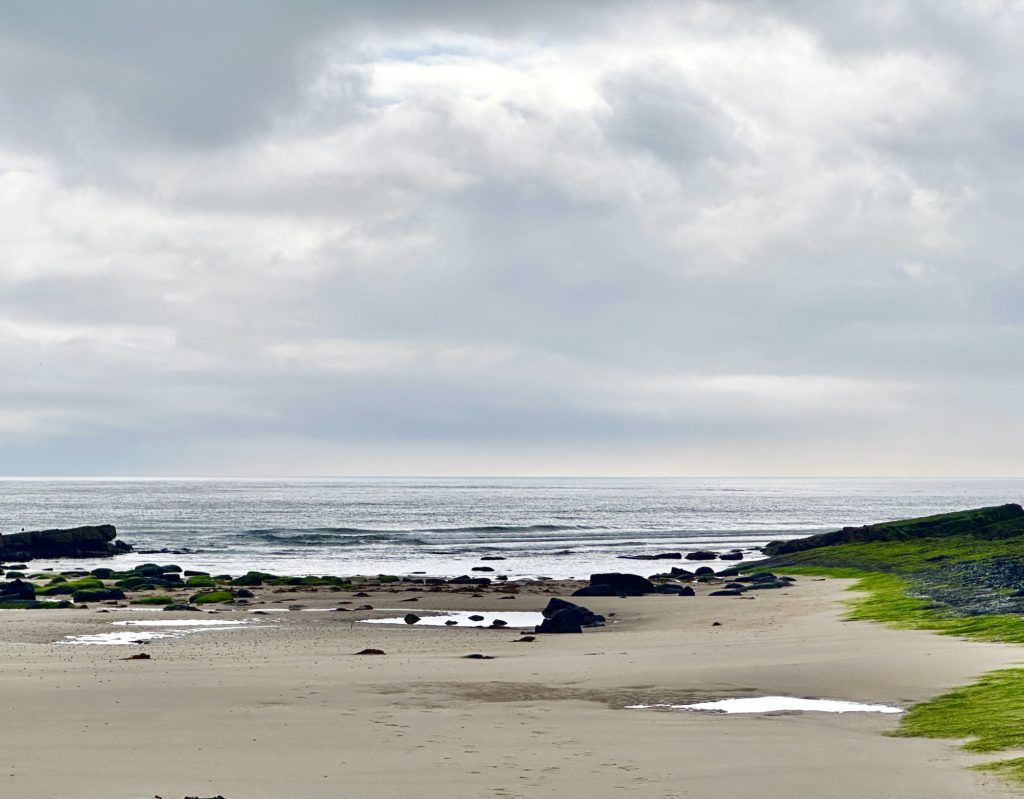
[0,525,131,562]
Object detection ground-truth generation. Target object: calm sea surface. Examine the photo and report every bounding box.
[1,478,1021,578]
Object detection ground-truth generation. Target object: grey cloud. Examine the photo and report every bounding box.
[0,1,1022,475]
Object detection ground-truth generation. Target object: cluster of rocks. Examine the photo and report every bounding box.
[563,568,794,600]
[535,597,606,634]
[0,524,131,562]
[619,549,745,562]
[707,572,795,596]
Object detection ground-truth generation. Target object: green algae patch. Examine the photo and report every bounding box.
[185,575,216,587]
[892,669,1024,753]
[130,595,174,606]
[971,757,1024,788]
[191,591,233,604]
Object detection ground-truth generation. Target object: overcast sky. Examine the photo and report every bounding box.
[0,0,1022,477]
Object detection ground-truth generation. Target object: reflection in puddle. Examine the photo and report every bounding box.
[628,696,903,714]
[61,619,261,646]
[360,610,543,628]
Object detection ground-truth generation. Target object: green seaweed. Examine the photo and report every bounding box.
[891,669,1024,752]
[185,575,216,587]
[190,590,233,604]
[130,595,174,605]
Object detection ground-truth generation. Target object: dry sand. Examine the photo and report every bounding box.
[1,577,1022,798]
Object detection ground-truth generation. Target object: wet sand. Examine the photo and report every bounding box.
[1,577,1021,798]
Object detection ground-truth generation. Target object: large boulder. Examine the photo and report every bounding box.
[685,550,718,561]
[0,579,36,600]
[574,572,654,597]
[535,598,605,634]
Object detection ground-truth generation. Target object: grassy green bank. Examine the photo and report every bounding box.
[762,508,1024,789]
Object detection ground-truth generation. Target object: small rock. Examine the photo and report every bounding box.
[355,648,385,655]
[122,653,151,660]
[513,636,536,642]
[463,653,494,659]
[468,614,485,621]
[404,613,421,624]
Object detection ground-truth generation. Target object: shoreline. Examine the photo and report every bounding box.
[1,575,1021,797]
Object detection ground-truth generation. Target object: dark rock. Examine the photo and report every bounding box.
[712,621,722,626]
[737,572,777,583]
[445,620,458,625]
[719,551,744,561]
[514,636,536,642]
[685,550,718,561]
[448,576,492,585]
[743,580,787,590]
[709,590,743,596]
[463,653,494,659]
[471,566,495,572]
[651,583,695,596]
[490,619,508,628]
[535,598,605,634]
[0,525,132,561]
[694,566,715,576]
[480,556,506,561]
[468,614,485,621]
[0,579,36,600]
[163,604,201,611]
[234,589,255,598]
[717,567,740,577]
[585,572,654,596]
[356,648,385,655]
[619,552,682,560]
[404,613,421,624]
[122,653,151,660]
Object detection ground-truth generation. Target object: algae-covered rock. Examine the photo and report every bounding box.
[72,588,125,602]
[230,572,266,586]
[190,590,233,604]
[130,596,174,605]
[185,575,216,587]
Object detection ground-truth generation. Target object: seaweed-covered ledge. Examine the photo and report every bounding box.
[0,525,132,562]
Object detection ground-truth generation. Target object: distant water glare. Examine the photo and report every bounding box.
[4,477,1022,578]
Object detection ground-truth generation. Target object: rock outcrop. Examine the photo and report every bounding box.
[0,525,131,562]
[572,572,654,597]
[535,598,605,634]
[763,504,1024,557]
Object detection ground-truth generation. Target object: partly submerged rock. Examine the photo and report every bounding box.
[0,524,131,561]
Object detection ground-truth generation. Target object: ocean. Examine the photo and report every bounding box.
[2,477,1021,579]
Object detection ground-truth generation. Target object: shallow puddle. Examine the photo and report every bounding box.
[627,696,903,714]
[61,618,261,645]
[360,610,543,628]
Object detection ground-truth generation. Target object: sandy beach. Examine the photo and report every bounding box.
[2,577,1021,799]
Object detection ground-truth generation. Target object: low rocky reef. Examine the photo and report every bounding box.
[0,524,131,562]
[763,503,1024,556]
[0,560,795,613]
[760,503,1024,618]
